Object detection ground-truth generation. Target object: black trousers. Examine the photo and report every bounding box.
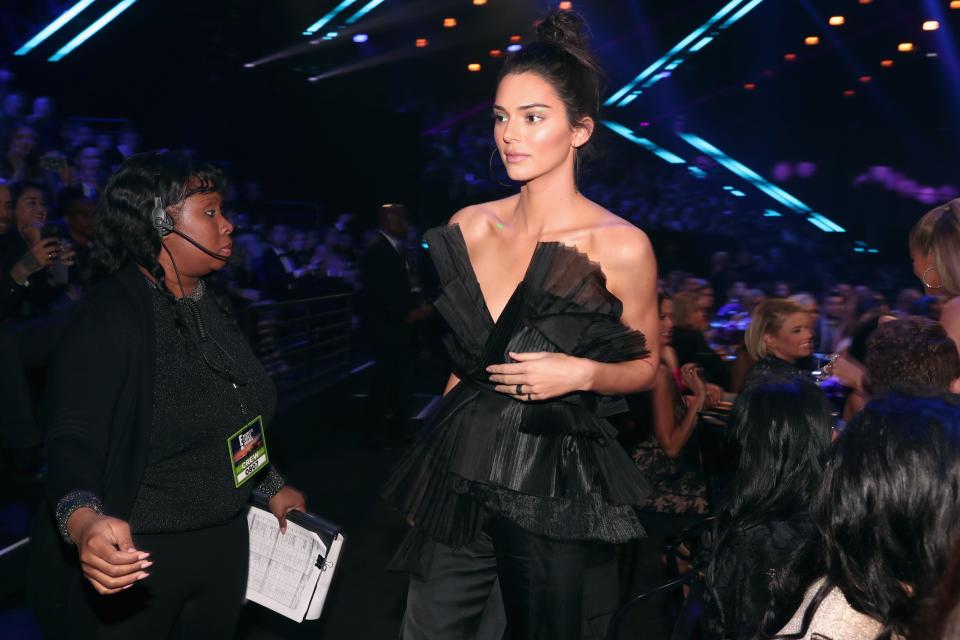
[403,517,619,640]
[90,514,248,640]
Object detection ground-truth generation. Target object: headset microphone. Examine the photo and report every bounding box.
[152,196,228,261]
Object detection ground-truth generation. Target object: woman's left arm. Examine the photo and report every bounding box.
[585,225,659,394]
[488,225,659,399]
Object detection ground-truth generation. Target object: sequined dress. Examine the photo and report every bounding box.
[383,224,653,575]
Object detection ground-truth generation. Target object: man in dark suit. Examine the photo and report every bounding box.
[254,224,297,298]
[360,204,431,447]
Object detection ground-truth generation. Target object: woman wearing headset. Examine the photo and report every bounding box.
[30,151,305,639]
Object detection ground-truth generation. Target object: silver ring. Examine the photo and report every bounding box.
[516,384,523,396]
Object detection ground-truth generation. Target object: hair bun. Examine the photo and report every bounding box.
[535,10,590,51]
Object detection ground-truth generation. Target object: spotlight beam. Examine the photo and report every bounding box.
[606,0,769,107]
[14,0,96,56]
[602,120,687,165]
[346,0,389,25]
[304,0,362,36]
[48,0,140,62]
[677,131,845,232]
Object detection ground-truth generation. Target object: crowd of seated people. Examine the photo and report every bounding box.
[4,71,960,640]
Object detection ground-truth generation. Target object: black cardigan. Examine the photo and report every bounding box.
[29,263,157,636]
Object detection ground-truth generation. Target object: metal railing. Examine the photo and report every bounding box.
[245,292,355,397]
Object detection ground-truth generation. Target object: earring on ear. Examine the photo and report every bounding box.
[922,266,943,289]
[573,145,581,193]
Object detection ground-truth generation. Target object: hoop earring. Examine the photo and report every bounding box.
[922,266,943,289]
[573,145,581,193]
[488,148,514,188]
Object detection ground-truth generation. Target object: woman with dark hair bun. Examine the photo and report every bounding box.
[29,151,305,639]
[383,10,659,640]
[762,393,960,640]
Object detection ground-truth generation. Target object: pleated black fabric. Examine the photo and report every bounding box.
[382,224,652,577]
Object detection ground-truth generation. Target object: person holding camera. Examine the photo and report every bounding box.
[0,179,75,320]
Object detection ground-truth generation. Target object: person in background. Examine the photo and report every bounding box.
[671,291,730,390]
[0,180,74,320]
[60,186,97,290]
[764,393,960,640]
[742,299,813,388]
[29,151,305,639]
[909,198,960,348]
[360,203,431,448]
[704,376,832,640]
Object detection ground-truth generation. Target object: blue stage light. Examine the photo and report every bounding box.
[602,121,687,164]
[507,44,522,52]
[688,167,707,179]
[48,0,139,62]
[677,131,845,232]
[14,0,96,56]
[353,33,368,43]
[764,210,782,217]
[304,0,361,36]
[730,189,746,197]
[346,0,387,25]
[606,0,768,107]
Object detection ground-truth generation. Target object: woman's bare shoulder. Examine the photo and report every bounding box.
[449,195,519,243]
[586,207,654,270]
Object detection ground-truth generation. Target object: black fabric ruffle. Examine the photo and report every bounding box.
[382,224,652,576]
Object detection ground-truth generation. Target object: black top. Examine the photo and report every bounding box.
[383,224,652,577]
[703,518,808,640]
[742,355,807,389]
[30,264,281,636]
[127,284,277,533]
[672,326,730,389]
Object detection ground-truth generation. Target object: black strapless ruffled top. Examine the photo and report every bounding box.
[382,224,652,575]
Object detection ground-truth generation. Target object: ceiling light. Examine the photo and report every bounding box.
[352,33,368,43]
[443,17,457,28]
[467,63,481,72]
[415,38,428,47]
[923,21,940,31]
[805,36,820,46]
[880,59,894,67]
[784,53,797,61]
[828,16,845,26]
[898,42,915,52]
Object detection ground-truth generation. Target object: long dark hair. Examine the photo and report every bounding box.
[499,10,603,158]
[763,393,960,640]
[705,377,832,630]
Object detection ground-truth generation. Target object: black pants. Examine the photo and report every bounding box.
[370,343,416,439]
[91,514,248,640]
[403,517,619,640]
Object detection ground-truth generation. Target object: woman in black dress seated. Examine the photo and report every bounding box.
[629,292,711,520]
[30,152,305,639]
[703,376,832,640]
[382,11,659,640]
[742,299,814,388]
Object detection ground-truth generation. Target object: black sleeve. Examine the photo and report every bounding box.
[42,294,137,509]
[361,243,412,323]
[0,277,28,321]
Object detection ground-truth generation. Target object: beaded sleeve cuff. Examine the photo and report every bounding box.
[55,489,104,545]
[255,466,286,499]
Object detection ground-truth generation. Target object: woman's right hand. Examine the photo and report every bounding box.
[9,238,61,284]
[23,238,61,270]
[67,508,151,595]
[680,363,708,401]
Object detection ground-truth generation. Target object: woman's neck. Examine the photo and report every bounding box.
[140,261,200,298]
[512,162,581,237]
